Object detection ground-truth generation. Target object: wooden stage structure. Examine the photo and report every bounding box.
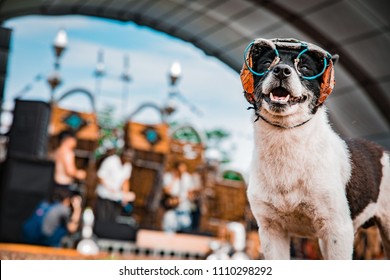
[0,229,217,260]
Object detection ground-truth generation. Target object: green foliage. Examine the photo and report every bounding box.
[170,123,233,164]
[205,128,232,163]
[95,105,124,159]
[222,170,244,181]
[98,105,117,128]
[206,129,230,141]
[172,125,202,144]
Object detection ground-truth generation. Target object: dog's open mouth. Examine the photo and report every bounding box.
[264,87,303,105]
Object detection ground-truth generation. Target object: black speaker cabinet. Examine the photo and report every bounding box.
[8,99,51,158]
[0,27,11,107]
[0,154,54,243]
[94,220,138,242]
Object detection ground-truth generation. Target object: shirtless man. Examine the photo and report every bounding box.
[53,131,86,187]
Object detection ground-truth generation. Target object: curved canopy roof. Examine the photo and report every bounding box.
[1,0,389,148]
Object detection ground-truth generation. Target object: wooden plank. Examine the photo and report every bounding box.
[136,230,214,254]
[206,182,247,221]
[49,105,99,141]
[0,243,107,259]
[166,140,204,173]
[126,122,169,154]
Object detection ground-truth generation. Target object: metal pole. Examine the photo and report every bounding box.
[94,49,105,110]
[121,55,131,119]
[122,81,129,119]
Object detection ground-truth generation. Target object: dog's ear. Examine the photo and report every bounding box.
[331,54,339,66]
[240,46,255,104]
[318,58,335,105]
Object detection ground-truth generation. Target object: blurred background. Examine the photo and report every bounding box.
[0,0,388,260]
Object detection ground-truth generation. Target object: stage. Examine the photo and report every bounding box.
[0,229,217,260]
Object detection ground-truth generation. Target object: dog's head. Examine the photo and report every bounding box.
[241,38,338,127]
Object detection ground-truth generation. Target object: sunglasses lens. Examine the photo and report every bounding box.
[245,44,278,76]
[296,51,327,79]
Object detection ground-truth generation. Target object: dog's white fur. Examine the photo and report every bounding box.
[247,67,390,259]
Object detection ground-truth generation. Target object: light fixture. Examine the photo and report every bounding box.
[48,28,67,102]
[169,61,182,86]
[47,71,62,91]
[53,28,67,59]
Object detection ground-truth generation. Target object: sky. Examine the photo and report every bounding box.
[3,15,253,173]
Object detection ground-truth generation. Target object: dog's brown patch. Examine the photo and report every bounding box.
[261,201,322,238]
[345,138,383,219]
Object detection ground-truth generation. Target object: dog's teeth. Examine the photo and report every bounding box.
[270,92,275,101]
[285,95,290,102]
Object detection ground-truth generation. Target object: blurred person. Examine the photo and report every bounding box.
[53,130,86,188]
[162,162,196,233]
[95,149,136,221]
[23,187,82,247]
[189,170,202,231]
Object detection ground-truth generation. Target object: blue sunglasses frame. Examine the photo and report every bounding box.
[243,41,331,80]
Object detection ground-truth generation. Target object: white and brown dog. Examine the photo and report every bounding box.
[241,38,390,259]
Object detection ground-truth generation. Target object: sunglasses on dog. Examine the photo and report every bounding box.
[243,38,332,80]
[241,38,335,106]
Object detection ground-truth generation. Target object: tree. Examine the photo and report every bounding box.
[205,128,231,163]
[95,105,125,158]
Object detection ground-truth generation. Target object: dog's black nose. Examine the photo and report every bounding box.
[272,64,292,79]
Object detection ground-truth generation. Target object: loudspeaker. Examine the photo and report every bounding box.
[8,99,51,158]
[0,27,11,110]
[0,154,54,243]
[94,220,138,242]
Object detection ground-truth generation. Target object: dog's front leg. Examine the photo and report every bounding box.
[319,222,354,259]
[259,226,291,259]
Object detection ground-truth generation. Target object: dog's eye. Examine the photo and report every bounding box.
[263,60,272,67]
[299,64,310,71]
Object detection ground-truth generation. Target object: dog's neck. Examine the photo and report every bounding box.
[253,107,331,149]
[257,114,312,129]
